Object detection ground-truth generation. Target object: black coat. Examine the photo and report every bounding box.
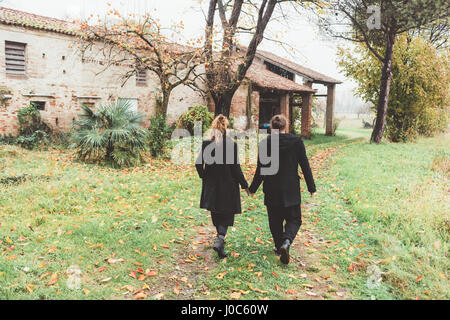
[249,134,316,208]
[196,136,249,215]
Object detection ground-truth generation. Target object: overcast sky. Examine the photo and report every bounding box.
[1,0,364,111]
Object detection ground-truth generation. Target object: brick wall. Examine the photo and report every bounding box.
[0,24,204,135]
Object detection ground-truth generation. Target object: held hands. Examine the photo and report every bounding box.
[310,192,316,198]
[245,189,255,197]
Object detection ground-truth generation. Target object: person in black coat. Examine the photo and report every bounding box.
[196,115,250,259]
[249,115,316,265]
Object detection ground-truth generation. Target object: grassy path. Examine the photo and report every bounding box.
[151,133,367,301]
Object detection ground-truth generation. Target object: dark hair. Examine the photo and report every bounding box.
[270,114,287,130]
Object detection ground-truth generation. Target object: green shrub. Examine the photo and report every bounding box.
[292,107,302,135]
[177,105,214,135]
[338,35,449,142]
[14,102,51,150]
[48,132,71,149]
[362,119,374,129]
[0,133,16,145]
[71,101,149,168]
[148,114,174,158]
[18,102,51,136]
[16,131,49,150]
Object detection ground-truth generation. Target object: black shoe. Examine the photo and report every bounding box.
[274,248,281,256]
[213,236,227,259]
[279,240,291,265]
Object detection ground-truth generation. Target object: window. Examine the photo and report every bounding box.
[31,101,46,111]
[118,98,138,113]
[136,69,147,85]
[5,41,26,76]
[265,61,294,81]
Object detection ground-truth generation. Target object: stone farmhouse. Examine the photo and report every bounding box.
[0,7,341,137]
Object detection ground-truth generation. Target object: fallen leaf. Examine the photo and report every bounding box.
[146,270,159,277]
[433,241,441,249]
[106,258,124,264]
[134,292,148,300]
[5,256,17,261]
[122,285,135,292]
[138,275,146,281]
[47,272,58,286]
[26,284,34,293]
[230,292,241,299]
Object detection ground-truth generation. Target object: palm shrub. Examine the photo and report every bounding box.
[71,101,149,168]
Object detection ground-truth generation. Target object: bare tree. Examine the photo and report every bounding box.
[77,9,204,117]
[204,0,323,117]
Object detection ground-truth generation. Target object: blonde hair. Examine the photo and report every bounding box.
[210,114,229,141]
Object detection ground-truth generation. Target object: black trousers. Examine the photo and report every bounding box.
[267,205,302,250]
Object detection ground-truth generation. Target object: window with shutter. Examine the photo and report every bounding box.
[5,41,27,76]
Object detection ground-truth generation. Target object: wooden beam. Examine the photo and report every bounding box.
[289,93,294,134]
[301,92,313,139]
[325,84,336,136]
[280,93,290,133]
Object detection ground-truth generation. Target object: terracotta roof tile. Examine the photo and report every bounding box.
[0,6,335,92]
[245,64,316,93]
[255,49,342,85]
[0,6,79,36]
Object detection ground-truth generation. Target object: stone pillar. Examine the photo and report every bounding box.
[280,93,290,133]
[326,84,336,136]
[301,92,313,139]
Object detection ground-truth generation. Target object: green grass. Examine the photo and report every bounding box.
[0,125,448,300]
[313,131,449,300]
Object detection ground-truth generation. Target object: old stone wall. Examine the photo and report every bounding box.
[0,24,204,135]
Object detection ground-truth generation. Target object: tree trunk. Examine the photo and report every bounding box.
[158,88,171,119]
[205,0,277,122]
[106,137,114,161]
[371,32,396,144]
[214,93,233,118]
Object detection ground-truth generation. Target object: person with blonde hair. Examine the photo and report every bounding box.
[249,115,316,265]
[196,115,250,258]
